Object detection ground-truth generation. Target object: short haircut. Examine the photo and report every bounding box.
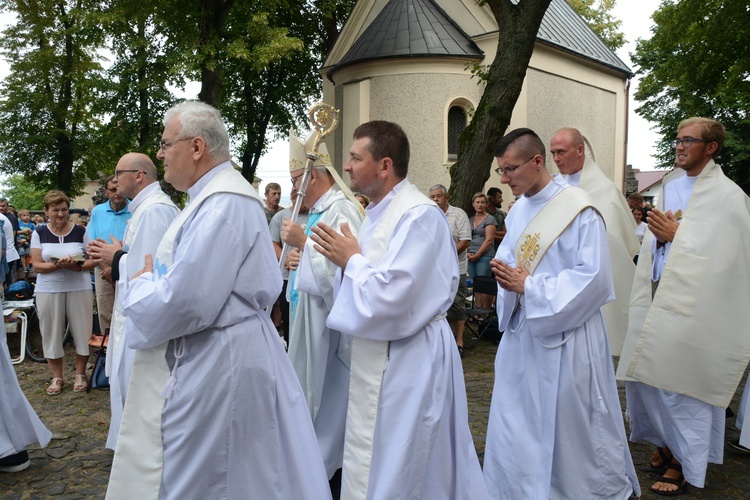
[493,128,546,160]
[353,121,410,178]
[487,187,502,198]
[0,198,7,204]
[628,192,644,204]
[677,117,725,157]
[428,184,448,195]
[44,190,70,210]
[472,192,487,203]
[631,206,643,215]
[556,127,584,147]
[164,101,231,161]
[265,182,281,195]
[102,174,116,189]
[17,209,28,216]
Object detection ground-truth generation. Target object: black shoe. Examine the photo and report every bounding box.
[457,346,464,358]
[728,439,750,455]
[0,450,30,473]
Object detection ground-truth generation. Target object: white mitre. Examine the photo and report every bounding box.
[288,129,363,214]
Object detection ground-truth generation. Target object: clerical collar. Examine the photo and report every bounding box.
[128,182,162,213]
[563,170,582,187]
[186,161,232,201]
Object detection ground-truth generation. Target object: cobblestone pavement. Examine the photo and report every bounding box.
[2,338,750,498]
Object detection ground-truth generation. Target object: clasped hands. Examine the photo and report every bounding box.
[490,258,528,295]
[647,208,679,243]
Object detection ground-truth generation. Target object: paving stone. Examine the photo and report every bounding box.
[46,482,67,495]
[5,340,750,498]
[47,448,72,459]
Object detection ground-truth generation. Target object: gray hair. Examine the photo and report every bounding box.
[163,101,231,161]
[428,184,448,195]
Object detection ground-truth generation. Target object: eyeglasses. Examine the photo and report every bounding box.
[114,169,141,178]
[495,155,536,176]
[671,137,712,148]
[158,137,192,151]
[291,172,304,185]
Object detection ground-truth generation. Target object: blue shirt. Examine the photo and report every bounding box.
[87,200,132,242]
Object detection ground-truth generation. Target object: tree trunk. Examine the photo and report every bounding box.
[449,0,552,214]
[197,0,234,107]
[136,16,150,149]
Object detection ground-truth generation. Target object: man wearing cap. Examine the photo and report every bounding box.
[281,132,364,481]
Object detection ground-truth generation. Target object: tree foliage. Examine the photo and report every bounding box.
[632,0,750,193]
[0,174,47,210]
[449,0,552,213]
[0,0,107,195]
[566,0,625,51]
[223,0,355,182]
[0,0,354,194]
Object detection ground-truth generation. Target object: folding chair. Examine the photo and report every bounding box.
[465,276,500,347]
[3,298,35,364]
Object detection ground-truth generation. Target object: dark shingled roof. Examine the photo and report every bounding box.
[330,0,483,76]
[538,0,631,75]
[330,0,631,78]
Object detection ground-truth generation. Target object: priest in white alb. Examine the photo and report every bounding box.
[281,131,364,480]
[309,120,487,499]
[87,153,180,451]
[617,117,750,496]
[105,101,330,500]
[483,128,639,499]
[549,127,639,355]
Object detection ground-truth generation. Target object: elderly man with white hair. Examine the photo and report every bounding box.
[105,101,330,500]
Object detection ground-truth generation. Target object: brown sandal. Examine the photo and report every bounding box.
[73,374,88,393]
[46,377,63,395]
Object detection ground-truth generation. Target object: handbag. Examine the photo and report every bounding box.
[88,329,110,390]
[91,353,109,389]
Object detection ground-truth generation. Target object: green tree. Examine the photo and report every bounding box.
[0,174,47,210]
[632,0,750,193]
[449,0,553,212]
[0,0,107,195]
[92,0,182,163]
[223,0,355,182]
[567,0,625,51]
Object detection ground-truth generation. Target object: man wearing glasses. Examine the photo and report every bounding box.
[483,128,639,499]
[618,117,750,496]
[87,153,179,452]
[87,174,131,336]
[105,101,329,499]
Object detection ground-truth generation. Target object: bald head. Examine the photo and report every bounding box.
[115,152,159,200]
[550,127,585,175]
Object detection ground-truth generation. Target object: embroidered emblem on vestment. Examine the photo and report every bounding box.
[518,232,541,271]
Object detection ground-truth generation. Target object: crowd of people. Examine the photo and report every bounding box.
[0,106,747,500]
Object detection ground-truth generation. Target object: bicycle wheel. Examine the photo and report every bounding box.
[25,312,46,363]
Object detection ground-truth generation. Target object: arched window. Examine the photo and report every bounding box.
[447,105,467,161]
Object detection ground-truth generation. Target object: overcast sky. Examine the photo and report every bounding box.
[0,1,665,195]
